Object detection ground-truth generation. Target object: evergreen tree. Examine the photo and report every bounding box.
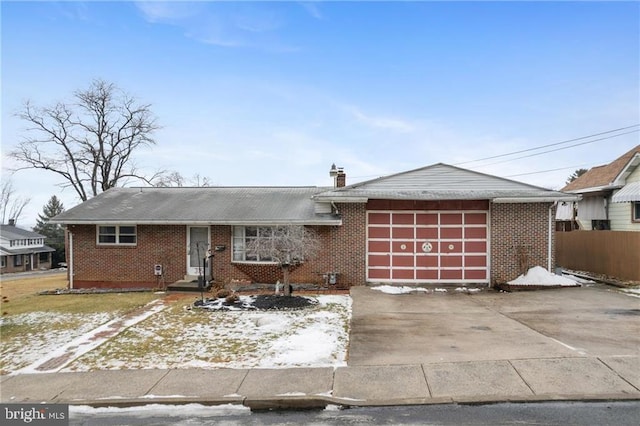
[566,168,588,185]
[33,195,65,267]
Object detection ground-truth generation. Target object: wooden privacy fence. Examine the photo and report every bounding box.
[555,231,640,282]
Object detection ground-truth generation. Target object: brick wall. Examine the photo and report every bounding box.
[210,203,367,287]
[68,224,186,288]
[67,204,368,289]
[66,202,553,288]
[490,202,555,284]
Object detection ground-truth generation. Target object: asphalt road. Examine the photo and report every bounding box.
[0,269,66,281]
[68,401,640,426]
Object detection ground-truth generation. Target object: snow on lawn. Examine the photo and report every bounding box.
[0,312,116,374]
[620,288,640,298]
[508,266,579,286]
[63,295,351,371]
[371,285,431,294]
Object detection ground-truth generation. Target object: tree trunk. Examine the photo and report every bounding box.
[282,265,291,296]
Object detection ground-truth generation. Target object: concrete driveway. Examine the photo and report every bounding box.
[348,285,640,366]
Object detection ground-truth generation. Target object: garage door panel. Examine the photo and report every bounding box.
[441,256,462,267]
[465,255,487,267]
[392,213,414,225]
[416,214,438,225]
[441,269,463,280]
[392,269,414,279]
[464,227,487,239]
[440,227,462,239]
[369,240,390,253]
[416,228,438,239]
[369,213,390,224]
[392,241,414,253]
[368,227,390,238]
[440,242,462,253]
[440,213,463,225]
[416,269,438,279]
[465,270,488,280]
[392,255,414,267]
[464,241,487,253]
[416,255,438,267]
[368,254,390,267]
[465,213,487,224]
[369,269,390,279]
[392,227,414,239]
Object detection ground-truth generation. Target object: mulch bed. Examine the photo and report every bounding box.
[193,294,319,311]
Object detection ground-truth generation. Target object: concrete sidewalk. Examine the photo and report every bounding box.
[2,355,639,409]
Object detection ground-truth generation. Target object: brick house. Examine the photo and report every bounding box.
[51,163,577,289]
[0,220,55,274]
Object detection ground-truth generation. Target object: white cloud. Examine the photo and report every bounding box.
[345,105,415,133]
[300,2,323,20]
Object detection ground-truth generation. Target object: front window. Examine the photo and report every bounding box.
[39,252,49,263]
[1,256,6,268]
[14,255,22,267]
[97,225,137,245]
[233,226,274,262]
[633,202,640,222]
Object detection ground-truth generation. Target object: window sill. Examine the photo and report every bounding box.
[232,260,279,265]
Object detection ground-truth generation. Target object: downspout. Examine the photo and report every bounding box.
[548,203,554,273]
[69,230,74,289]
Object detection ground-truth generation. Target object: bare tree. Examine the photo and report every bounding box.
[246,225,320,296]
[10,79,162,201]
[154,172,212,187]
[0,179,31,225]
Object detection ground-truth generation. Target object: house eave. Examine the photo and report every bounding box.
[492,196,580,203]
[53,219,343,226]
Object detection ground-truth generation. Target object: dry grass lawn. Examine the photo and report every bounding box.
[1,273,161,316]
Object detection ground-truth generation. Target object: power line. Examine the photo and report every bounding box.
[467,129,639,169]
[454,124,639,166]
[503,164,593,179]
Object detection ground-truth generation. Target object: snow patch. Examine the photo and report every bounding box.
[371,285,430,294]
[508,266,579,286]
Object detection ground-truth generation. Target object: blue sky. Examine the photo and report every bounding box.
[2,1,639,227]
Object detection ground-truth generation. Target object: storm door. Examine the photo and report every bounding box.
[187,226,210,276]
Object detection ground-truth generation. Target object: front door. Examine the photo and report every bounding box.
[187,226,210,276]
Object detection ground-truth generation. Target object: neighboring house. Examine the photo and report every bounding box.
[0,220,55,274]
[51,163,577,289]
[559,145,640,231]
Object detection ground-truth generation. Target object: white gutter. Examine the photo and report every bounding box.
[49,219,343,226]
[492,196,580,203]
[68,231,74,290]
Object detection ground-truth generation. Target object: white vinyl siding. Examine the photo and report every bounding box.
[609,201,640,231]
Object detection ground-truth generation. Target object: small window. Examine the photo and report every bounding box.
[633,202,640,222]
[39,252,49,263]
[14,255,22,267]
[97,225,137,245]
[1,256,6,268]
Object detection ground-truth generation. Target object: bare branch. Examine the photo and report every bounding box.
[10,79,160,201]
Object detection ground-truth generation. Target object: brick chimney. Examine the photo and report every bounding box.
[336,168,346,188]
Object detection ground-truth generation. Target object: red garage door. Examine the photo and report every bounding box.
[367,210,488,283]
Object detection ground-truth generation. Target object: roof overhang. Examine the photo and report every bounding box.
[55,219,343,226]
[492,196,580,203]
[565,185,622,195]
